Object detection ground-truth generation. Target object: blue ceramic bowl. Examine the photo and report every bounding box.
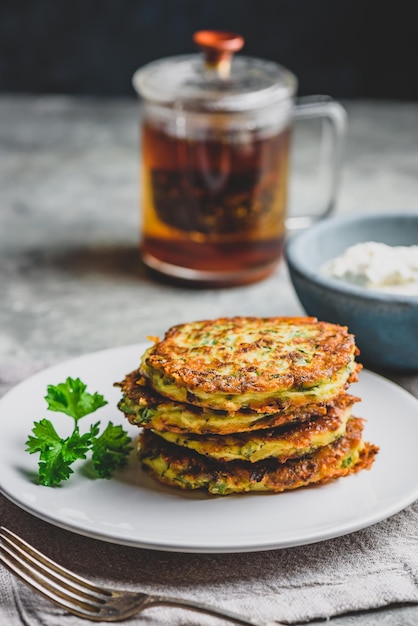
[285,212,418,372]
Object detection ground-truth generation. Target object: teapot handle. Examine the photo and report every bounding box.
[286,96,347,230]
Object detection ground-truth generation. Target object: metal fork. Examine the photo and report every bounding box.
[0,526,272,625]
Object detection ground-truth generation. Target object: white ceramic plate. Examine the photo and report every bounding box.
[1,343,418,553]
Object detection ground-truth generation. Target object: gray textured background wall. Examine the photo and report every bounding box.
[0,0,416,100]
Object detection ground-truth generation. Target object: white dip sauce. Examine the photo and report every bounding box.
[322,241,418,295]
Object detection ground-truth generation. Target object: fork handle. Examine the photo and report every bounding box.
[145,594,273,625]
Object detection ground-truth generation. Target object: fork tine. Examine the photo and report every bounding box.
[0,527,109,619]
[1,527,106,596]
[0,544,104,619]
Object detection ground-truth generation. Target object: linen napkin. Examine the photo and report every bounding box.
[1,359,418,626]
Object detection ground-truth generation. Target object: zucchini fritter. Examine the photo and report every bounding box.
[139,418,379,495]
[140,317,360,412]
[153,400,351,463]
[150,400,353,463]
[117,369,358,435]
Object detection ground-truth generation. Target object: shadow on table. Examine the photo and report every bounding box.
[14,244,232,290]
[50,244,143,279]
[14,244,151,281]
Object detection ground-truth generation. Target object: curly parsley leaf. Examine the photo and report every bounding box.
[26,418,63,455]
[26,379,131,487]
[91,422,133,478]
[26,420,92,486]
[45,377,107,422]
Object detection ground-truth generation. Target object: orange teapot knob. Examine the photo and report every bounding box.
[193,30,244,77]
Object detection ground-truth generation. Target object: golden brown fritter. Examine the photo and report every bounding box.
[152,399,353,463]
[140,317,360,412]
[116,369,358,435]
[139,418,379,495]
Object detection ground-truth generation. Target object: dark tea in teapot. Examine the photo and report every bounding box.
[141,117,291,283]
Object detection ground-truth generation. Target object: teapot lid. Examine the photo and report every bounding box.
[132,31,297,112]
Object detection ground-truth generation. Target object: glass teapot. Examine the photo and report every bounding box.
[133,31,346,286]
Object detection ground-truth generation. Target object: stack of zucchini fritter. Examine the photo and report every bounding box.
[116,317,378,495]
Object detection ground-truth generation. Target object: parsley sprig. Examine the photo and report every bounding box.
[26,377,132,486]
